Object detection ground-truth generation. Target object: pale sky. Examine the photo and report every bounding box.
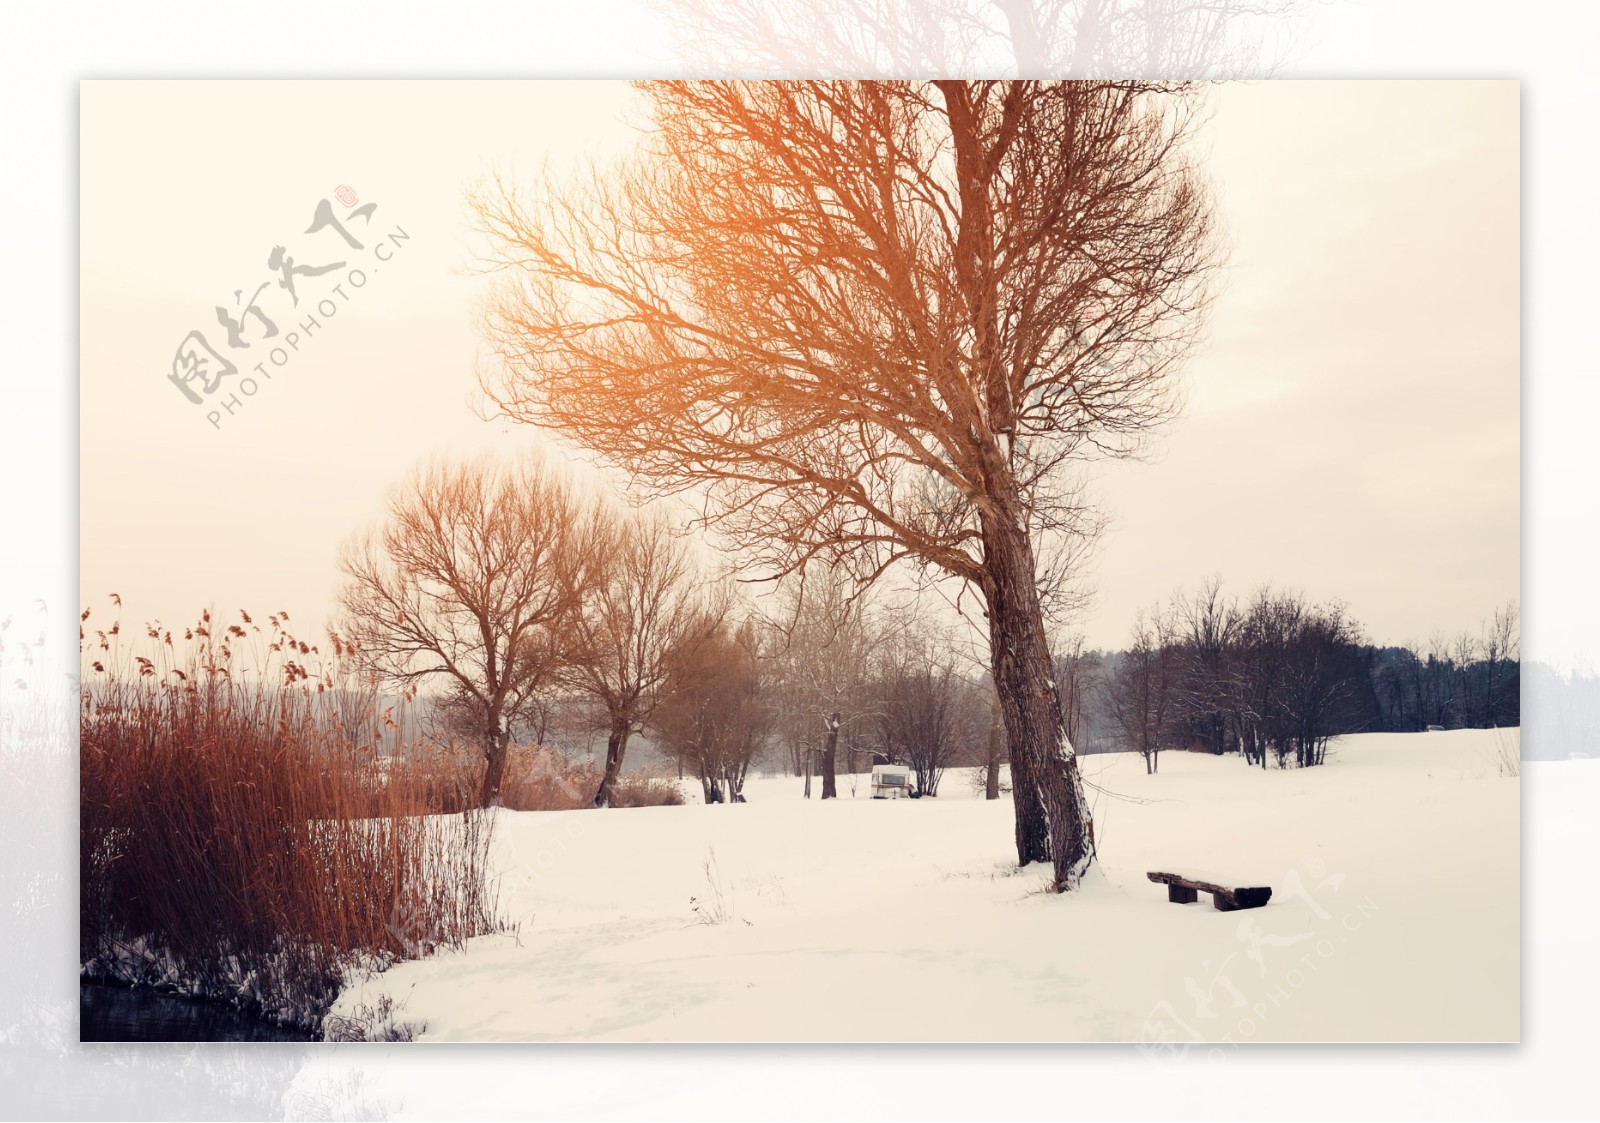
[79,79,1518,653]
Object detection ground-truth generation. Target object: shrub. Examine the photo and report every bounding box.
[502,745,598,810]
[387,742,684,812]
[608,770,686,808]
[380,742,600,813]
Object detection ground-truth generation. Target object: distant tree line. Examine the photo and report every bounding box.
[633,575,1526,793]
[1071,579,1519,772]
[342,466,1523,804]
[336,458,1002,808]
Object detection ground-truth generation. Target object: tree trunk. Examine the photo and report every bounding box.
[1484,658,1497,728]
[820,711,839,800]
[981,511,1095,890]
[999,718,1050,865]
[985,701,1003,800]
[479,721,510,809]
[592,720,631,807]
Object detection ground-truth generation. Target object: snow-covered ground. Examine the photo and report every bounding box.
[329,729,1519,1043]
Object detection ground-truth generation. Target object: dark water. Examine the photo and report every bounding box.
[79,982,316,1042]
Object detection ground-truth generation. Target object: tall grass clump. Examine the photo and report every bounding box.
[79,602,504,1032]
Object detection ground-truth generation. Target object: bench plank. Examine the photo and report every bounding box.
[1148,871,1272,912]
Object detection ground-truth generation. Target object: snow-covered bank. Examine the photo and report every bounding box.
[329,729,1518,1042]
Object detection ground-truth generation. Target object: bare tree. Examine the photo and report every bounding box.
[1172,574,1239,755]
[1233,587,1302,767]
[476,81,1218,889]
[1452,630,1479,701]
[768,575,894,799]
[1414,631,1460,729]
[1220,587,1368,768]
[983,687,1006,799]
[1052,632,1098,753]
[564,510,723,807]
[1106,603,1177,773]
[337,456,591,808]
[654,617,774,802]
[875,629,965,796]
[1278,600,1365,767]
[1481,601,1519,728]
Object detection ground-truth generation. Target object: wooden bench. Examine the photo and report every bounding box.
[1148,871,1272,912]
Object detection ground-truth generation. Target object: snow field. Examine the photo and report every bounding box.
[328,729,1518,1042]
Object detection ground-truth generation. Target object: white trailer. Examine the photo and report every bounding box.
[870,764,914,799]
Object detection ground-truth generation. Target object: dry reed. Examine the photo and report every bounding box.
[79,604,503,1031]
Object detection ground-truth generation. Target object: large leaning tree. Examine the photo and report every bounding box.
[475,80,1218,889]
[337,456,596,808]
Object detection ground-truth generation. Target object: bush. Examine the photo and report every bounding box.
[386,741,684,811]
[609,769,685,807]
[382,743,618,812]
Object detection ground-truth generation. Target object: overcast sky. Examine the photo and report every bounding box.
[79,79,1517,654]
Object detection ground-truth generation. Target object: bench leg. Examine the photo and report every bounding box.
[1167,884,1198,904]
